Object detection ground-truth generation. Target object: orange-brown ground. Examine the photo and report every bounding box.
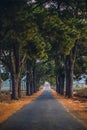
[0,89,43,123]
[51,89,87,127]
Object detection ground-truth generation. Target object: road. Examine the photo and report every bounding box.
[0,86,87,130]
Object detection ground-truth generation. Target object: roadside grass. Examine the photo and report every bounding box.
[51,86,87,98]
[51,89,87,128]
[0,89,43,123]
[74,88,87,98]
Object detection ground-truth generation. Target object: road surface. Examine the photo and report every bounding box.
[0,86,87,130]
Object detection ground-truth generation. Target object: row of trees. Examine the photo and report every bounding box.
[35,0,87,97]
[0,1,50,99]
[0,0,87,99]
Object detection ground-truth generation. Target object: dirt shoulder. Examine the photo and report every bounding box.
[0,89,43,123]
[51,89,87,128]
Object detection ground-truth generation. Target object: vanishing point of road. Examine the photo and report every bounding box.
[0,86,87,130]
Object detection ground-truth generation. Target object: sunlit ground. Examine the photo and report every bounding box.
[0,89,43,123]
[51,89,87,127]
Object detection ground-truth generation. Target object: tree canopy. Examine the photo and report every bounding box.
[0,0,87,99]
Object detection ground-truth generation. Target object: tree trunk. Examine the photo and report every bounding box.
[65,42,77,98]
[11,73,19,99]
[30,69,33,95]
[60,74,65,95]
[68,63,74,98]
[28,64,33,95]
[56,75,61,94]
[26,60,33,95]
[0,51,1,94]
[56,75,59,92]
[65,55,70,97]
[56,74,61,94]
[14,44,21,98]
[33,64,37,93]
[65,55,73,98]
[0,75,2,95]
[11,72,15,99]
[26,72,31,96]
[10,49,19,100]
[14,77,19,99]
[26,60,31,96]
[55,55,65,95]
[18,80,21,98]
[36,77,40,91]
[55,57,60,93]
[11,71,19,100]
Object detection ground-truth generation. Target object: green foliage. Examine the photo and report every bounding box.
[74,43,87,78]
[22,22,49,61]
[36,60,55,85]
[0,2,27,50]
[42,13,78,55]
[75,56,87,78]
[0,0,87,88]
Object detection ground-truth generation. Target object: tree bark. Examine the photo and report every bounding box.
[18,80,21,98]
[65,56,74,98]
[0,51,2,95]
[65,55,70,97]
[55,57,60,93]
[33,64,37,93]
[60,74,65,95]
[30,66,33,95]
[55,55,65,94]
[65,42,77,98]
[56,75,61,94]
[10,48,19,100]
[11,71,15,99]
[56,75,59,92]
[26,59,31,96]
[0,75,2,95]
[11,72,19,99]
[26,60,33,96]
